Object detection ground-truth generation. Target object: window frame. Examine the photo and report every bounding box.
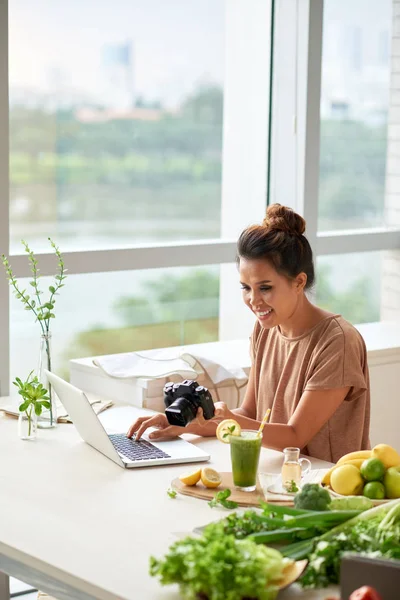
[0,0,9,396]
[2,0,400,395]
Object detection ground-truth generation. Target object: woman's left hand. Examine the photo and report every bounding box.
[192,402,233,428]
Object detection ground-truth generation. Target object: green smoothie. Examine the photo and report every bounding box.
[230,430,262,490]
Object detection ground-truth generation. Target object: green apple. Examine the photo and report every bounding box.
[383,466,400,498]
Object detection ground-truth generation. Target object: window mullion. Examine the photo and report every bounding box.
[317,229,400,256]
[269,0,323,251]
[297,0,324,252]
[9,240,238,278]
[0,0,9,396]
[219,0,273,340]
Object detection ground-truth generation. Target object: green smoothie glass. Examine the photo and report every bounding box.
[230,430,262,491]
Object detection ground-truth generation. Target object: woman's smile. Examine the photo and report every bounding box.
[254,308,274,321]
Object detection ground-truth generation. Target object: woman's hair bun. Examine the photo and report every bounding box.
[262,203,306,236]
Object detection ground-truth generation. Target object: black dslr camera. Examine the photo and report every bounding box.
[164,380,215,427]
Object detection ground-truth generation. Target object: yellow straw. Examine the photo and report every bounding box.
[257,408,271,437]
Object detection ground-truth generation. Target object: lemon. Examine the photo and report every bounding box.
[372,444,400,469]
[201,467,222,488]
[216,419,241,444]
[179,468,202,486]
[330,464,364,496]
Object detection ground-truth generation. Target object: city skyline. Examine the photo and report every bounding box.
[9,0,393,119]
[9,0,225,109]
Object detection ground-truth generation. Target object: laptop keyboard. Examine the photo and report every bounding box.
[108,434,171,461]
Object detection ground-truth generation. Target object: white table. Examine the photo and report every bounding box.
[0,405,339,600]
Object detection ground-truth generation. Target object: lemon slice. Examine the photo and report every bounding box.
[201,467,222,488]
[179,468,202,486]
[216,419,241,444]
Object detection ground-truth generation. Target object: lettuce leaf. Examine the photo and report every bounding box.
[150,527,284,600]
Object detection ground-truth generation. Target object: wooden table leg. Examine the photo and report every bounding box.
[0,572,9,600]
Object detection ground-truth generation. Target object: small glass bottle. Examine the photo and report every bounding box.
[281,447,311,490]
[18,408,38,440]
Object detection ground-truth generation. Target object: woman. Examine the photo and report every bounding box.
[127,204,370,462]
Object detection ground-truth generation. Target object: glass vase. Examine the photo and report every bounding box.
[37,332,57,428]
[18,409,38,440]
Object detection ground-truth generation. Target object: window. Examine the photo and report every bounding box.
[10,265,221,381]
[9,0,225,252]
[2,0,273,393]
[2,0,400,396]
[318,0,392,231]
[316,252,381,324]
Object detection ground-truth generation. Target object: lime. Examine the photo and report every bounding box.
[363,481,386,500]
[360,458,386,482]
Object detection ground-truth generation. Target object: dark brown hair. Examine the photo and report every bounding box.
[237,204,315,289]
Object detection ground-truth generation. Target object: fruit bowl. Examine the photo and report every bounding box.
[319,446,400,504]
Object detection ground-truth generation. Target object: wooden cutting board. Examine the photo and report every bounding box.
[171,471,265,507]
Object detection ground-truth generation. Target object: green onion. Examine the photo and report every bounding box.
[249,527,317,544]
[261,503,310,516]
[252,515,288,528]
[285,509,361,528]
[280,539,315,560]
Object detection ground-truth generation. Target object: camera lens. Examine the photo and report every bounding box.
[165,396,197,427]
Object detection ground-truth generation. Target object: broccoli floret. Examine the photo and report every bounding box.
[293,483,332,511]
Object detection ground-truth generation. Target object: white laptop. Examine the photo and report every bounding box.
[45,371,210,469]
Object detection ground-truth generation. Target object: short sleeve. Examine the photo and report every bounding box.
[304,327,367,396]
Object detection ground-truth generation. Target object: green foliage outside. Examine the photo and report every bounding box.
[10,92,386,232]
[316,264,379,324]
[319,119,387,229]
[9,85,223,235]
[62,264,378,365]
[9,83,386,359]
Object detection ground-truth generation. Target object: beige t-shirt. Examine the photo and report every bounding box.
[251,315,370,463]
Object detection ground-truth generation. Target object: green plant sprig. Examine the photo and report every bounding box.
[2,237,67,335]
[13,370,51,435]
[208,488,238,509]
[286,480,299,493]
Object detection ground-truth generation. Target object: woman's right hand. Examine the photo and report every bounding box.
[126,413,182,441]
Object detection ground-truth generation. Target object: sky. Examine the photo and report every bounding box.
[9,0,225,108]
[9,0,393,110]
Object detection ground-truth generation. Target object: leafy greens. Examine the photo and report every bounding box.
[150,526,285,600]
[301,500,400,588]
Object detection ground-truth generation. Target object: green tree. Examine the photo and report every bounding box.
[114,296,156,326]
[319,119,387,229]
[62,265,379,376]
[113,269,220,327]
[181,85,223,125]
[316,264,378,324]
